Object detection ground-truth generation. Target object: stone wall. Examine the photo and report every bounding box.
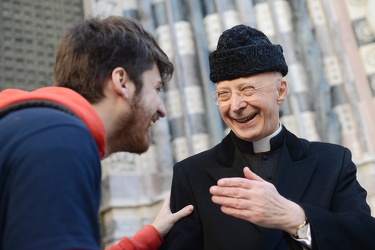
[0,0,84,90]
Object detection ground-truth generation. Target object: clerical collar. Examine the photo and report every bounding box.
[232,123,284,154]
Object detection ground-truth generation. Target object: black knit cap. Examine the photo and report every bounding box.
[209,24,288,83]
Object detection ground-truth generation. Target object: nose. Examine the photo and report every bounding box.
[157,100,167,118]
[230,92,247,112]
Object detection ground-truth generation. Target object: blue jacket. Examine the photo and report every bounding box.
[0,87,105,250]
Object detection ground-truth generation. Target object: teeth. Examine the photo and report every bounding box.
[236,117,250,123]
[236,114,256,123]
[149,121,154,128]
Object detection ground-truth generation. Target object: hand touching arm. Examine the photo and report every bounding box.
[152,195,194,237]
[107,196,193,250]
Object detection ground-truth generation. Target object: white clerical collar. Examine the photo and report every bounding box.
[253,122,282,153]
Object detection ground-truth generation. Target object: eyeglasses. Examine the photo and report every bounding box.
[211,79,281,105]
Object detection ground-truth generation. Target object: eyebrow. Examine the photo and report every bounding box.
[217,82,257,90]
[241,81,261,86]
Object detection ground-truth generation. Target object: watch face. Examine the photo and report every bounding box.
[297,224,309,239]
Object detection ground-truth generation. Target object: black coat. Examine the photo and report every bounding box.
[161,127,375,250]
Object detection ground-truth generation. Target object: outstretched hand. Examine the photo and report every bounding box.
[209,167,305,234]
[152,195,194,237]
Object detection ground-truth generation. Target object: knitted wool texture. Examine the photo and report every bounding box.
[209,24,288,83]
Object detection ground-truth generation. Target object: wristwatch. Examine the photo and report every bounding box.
[294,220,309,239]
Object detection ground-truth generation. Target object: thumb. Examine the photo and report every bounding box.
[170,204,194,224]
[243,167,264,182]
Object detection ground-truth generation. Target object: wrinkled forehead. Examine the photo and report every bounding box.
[216,72,282,87]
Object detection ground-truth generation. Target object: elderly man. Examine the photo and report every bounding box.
[161,24,375,250]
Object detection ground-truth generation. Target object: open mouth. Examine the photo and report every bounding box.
[234,113,257,123]
[149,117,158,128]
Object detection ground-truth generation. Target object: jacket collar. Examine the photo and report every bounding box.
[217,126,307,165]
[232,125,284,154]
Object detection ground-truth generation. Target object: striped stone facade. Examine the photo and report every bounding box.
[1,0,374,248]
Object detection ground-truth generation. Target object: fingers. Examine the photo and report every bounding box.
[152,195,193,237]
[216,177,249,188]
[159,195,193,221]
[210,185,247,199]
[243,167,263,181]
[160,195,171,211]
[211,195,248,209]
[215,167,263,188]
[170,204,194,223]
[220,204,251,220]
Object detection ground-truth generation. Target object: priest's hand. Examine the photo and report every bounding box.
[209,167,305,235]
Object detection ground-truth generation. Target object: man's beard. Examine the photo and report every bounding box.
[107,97,150,155]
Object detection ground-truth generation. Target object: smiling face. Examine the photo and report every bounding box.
[217,72,287,142]
[108,64,166,154]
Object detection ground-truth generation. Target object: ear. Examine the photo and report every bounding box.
[111,67,129,99]
[277,79,288,105]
